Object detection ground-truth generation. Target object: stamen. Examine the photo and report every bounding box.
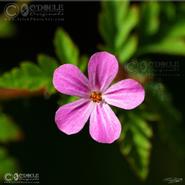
[90,91,102,103]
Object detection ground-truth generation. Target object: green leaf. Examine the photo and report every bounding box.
[119,112,153,180]
[139,2,160,36]
[0,112,22,143]
[99,1,138,63]
[78,55,88,72]
[138,38,185,56]
[0,19,16,38]
[115,6,138,50]
[0,147,19,181]
[137,2,185,57]
[139,104,160,122]
[160,2,176,22]
[145,82,185,157]
[0,55,58,94]
[0,62,42,90]
[98,11,113,49]
[99,1,130,50]
[54,28,79,64]
[164,22,185,38]
[118,35,138,63]
[37,54,58,93]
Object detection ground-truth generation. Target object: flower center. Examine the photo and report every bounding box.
[90,91,102,103]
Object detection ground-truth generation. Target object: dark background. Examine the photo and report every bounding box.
[0,2,185,185]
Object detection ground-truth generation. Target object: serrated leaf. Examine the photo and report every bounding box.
[37,54,58,93]
[0,62,44,90]
[54,28,79,64]
[21,62,43,89]
[0,55,58,95]
[0,112,22,143]
[119,112,153,180]
[0,147,19,181]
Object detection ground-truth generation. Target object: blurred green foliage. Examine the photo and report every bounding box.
[137,2,185,56]
[0,0,185,182]
[0,112,22,143]
[0,112,21,181]
[0,146,19,180]
[99,1,138,63]
[145,82,184,158]
[54,28,88,72]
[0,0,30,38]
[0,19,16,38]
[99,1,185,64]
[54,28,79,65]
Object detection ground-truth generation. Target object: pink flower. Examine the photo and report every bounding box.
[53,51,145,143]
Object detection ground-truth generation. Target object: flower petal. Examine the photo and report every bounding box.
[55,99,95,135]
[104,79,145,110]
[53,64,89,97]
[88,51,118,92]
[89,103,121,143]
